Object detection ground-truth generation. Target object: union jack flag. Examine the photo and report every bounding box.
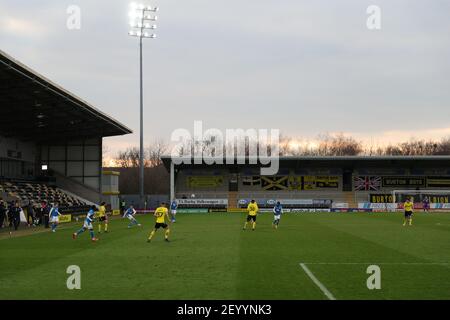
[354,176,381,191]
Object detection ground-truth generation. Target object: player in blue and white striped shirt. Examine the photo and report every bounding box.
[49,203,61,233]
[123,205,141,228]
[170,200,178,223]
[72,206,98,242]
[272,201,283,230]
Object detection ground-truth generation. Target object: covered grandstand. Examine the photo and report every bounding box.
[0,49,131,210]
[162,156,450,211]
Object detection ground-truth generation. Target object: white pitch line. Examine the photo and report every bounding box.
[302,262,450,265]
[299,263,336,300]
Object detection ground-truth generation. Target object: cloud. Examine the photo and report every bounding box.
[1,0,449,154]
[337,127,450,147]
[0,17,49,37]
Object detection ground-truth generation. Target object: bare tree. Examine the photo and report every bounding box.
[324,133,363,156]
[101,144,111,167]
[146,139,168,167]
[381,139,447,156]
[278,133,363,156]
[436,137,450,155]
[116,147,141,168]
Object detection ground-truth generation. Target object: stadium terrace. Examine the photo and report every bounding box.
[0,50,131,213]
[161,155,450,212]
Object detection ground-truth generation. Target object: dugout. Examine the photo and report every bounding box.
[0,50,131,208]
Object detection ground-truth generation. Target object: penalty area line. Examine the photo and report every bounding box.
[299,263,336,301]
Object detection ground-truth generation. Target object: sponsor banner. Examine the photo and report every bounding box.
[208,208,227,213]
[59,214,72,223]
[71,211,87,216]
[259,208,275,213]
[177,199,228,206]
[238,198,332,208]
[187,176,224,188]
[227,208,245,213]
[238,199,249,206]
[396,203,450,210]
[370,194,394,203]
[239,199,315,206]
[177,208,209,213]
[135,209,153,214]
[259,208,292,213]
[275,199,314,205]
[332,208,373,213]
[313,199,333,206]
[359,202,397,210]
[349,208,373,213]
[373,194,450,203]
[433,203,450,209]
[331,208,349,212]
[427,195,450,203]
[71,215,86,222]
[291,208,331,213]
[427,177,450,188]
[382,176,426,187]
[397,203,422,210]
[332,203,349,209]
[239,199,333,206]
[112,209,120,216]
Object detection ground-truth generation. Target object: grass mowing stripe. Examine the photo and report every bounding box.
[302,213,450,264]
[2,212,450,299]
[299,263,336,300]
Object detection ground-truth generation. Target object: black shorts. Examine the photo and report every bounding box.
[404,211,413,217]
[99,216,107,222]
[155,223,168,229]
[246,215,256,222]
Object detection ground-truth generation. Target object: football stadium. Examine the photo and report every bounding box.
[1,2,450,306]
[1,47,450,300]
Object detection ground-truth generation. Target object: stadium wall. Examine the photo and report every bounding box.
[40,137,102,191]
[0,135,37,178]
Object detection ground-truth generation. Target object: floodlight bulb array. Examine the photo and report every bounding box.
[128,2,158,38]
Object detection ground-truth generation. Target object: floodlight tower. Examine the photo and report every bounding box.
[128,2,158,206]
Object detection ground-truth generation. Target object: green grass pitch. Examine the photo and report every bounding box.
[1,212,450,300]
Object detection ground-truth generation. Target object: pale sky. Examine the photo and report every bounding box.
[1,0,449,157]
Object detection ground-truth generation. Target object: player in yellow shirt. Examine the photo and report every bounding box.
[97,202,108,233]
[403,197,414,226]
[243,199,259,231]
[147,203,171,242]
